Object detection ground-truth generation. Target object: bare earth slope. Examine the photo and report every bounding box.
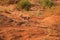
[0,15,60,40]
[0,0,60,40]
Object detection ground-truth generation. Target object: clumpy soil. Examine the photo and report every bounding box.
[0,0,60,40]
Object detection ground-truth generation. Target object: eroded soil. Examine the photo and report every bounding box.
[0,0,60,40]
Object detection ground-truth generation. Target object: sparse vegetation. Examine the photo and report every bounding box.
[16,0,32,11]
[0,0,60,40]
[39,0,54,8]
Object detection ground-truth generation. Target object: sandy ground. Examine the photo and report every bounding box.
[0,0,60,40]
